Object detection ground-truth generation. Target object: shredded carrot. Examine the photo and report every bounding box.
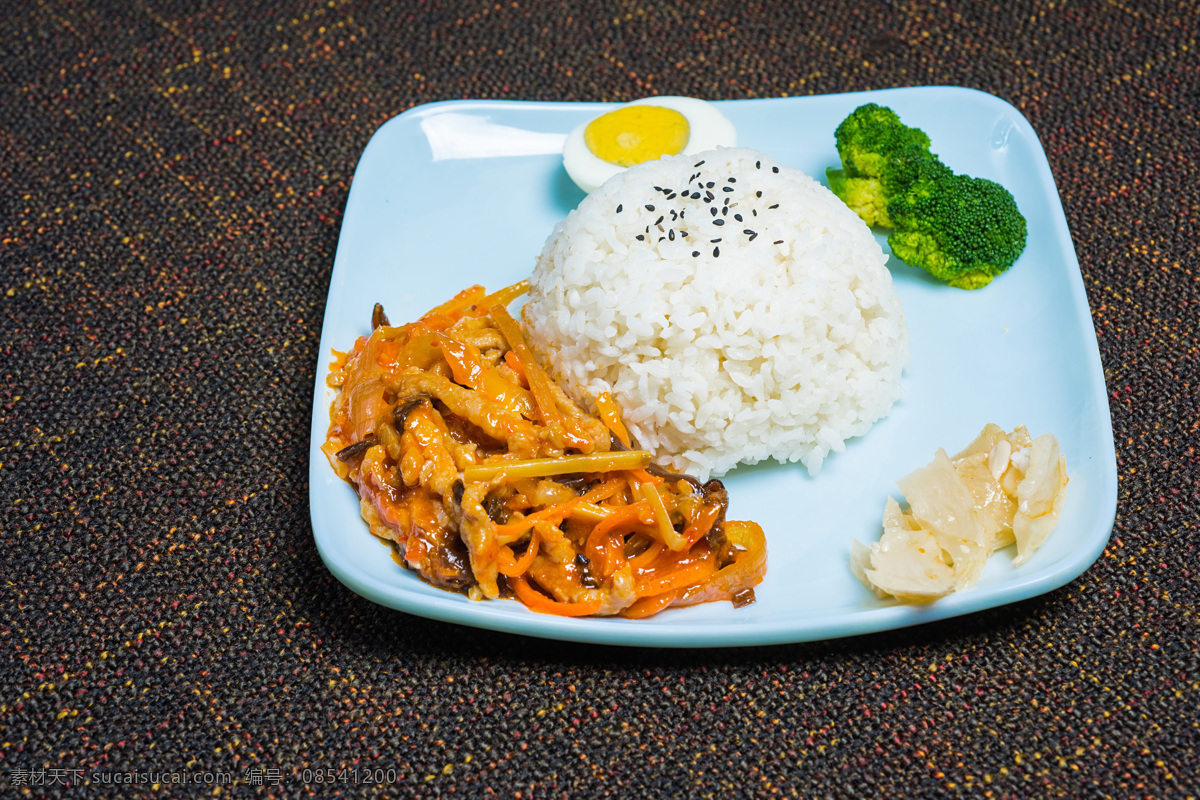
[683,500,724,546]
[629,468,663,485]
[497,530,540,576]
[594,392,631,449]
[627,538,666,569]
[584,503,647,577]
[509,575,604,617]
[422,285,486,320]
[620,590,680,619]
[635,549,717,596]
[582,477,628,504]
[503,350,526,381]
[475,279,530,314]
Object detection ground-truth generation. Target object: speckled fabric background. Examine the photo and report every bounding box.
[2,1,1197,797]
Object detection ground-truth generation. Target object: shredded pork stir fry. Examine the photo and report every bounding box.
[323,282,766,618]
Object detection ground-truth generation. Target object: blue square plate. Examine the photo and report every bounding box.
[308,87,1117,648]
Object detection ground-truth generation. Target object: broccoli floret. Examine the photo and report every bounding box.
[832,103,933,181]
[887,172,1028,290]
[825,170,888,227]
[826,103,1028,289]
[826,103,939,228]
[827,151,948,229]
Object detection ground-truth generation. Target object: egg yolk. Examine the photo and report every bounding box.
[584,106,690,167]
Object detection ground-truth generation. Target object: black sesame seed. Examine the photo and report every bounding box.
[722,186,734,192]
[752,209,757,216]
[728,177,736,183]
[734,214,743,222]
[773,240,784,244]
[670,210,678,220]
[706,182,715,188]
[722,207,729,216]
[711,238,722,243]
[749,232,758,241]
[616,204,623,213]
[692,250,700,257]
[710,207,717,216]
[694,160,705,167]
[768,204,779,209]
[755,160,761,169]
[659,236,665,242]
[653,186,663,192]
[681,230,689,237]
[666,193,677,200]
[772,166,780,173]
[756,191,763,198]
[636,234,645,241]
[705,191,714,201]
[713,219,725,226]
[645,204,655,212]
[713,246,720,257]
[744,229,756,236]
[691,192,702,199]
[668,229,675,241]
[655,216,664,225]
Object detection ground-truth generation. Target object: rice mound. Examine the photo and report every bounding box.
[523,147,909,481]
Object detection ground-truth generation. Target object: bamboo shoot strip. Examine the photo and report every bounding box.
[463,450,652,482]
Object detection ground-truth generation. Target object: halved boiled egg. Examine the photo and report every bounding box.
[562,96,737,194]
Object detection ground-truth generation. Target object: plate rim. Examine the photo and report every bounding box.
[308,86,1117,648]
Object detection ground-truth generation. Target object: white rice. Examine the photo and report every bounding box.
[523,147,909,481]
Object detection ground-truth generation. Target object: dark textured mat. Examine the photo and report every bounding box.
[2,1,1197,797]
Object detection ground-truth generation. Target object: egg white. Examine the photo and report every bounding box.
[562,96,737,194]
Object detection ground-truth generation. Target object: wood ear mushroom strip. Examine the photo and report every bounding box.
[323,282,767,617]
